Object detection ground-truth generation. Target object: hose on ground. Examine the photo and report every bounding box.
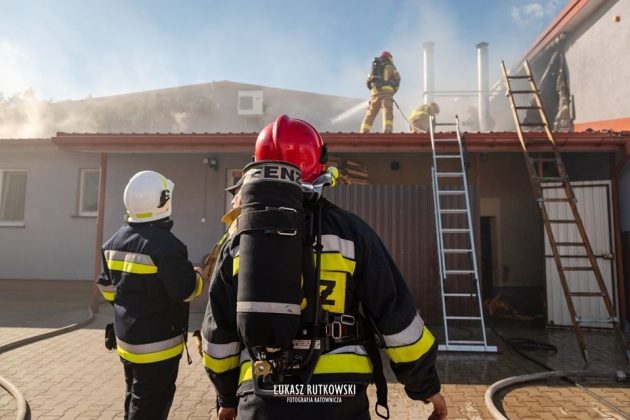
[0,307,96,420]
[485,370,629,420]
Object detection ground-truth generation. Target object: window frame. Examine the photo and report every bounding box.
[78,168,100,217]
[0,169,28,227]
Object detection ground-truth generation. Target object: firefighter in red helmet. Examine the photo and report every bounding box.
[201,115,447,420]
[360,51,401,134]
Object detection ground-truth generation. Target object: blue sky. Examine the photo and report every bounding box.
[0,0,568,105]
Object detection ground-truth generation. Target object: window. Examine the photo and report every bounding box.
[0,170,27,225]
[79,169,100,216]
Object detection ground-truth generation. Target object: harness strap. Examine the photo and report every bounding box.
[362,315,390,419]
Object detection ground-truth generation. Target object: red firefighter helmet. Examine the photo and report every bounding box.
[380,51,393,60]
[255,114,328,183]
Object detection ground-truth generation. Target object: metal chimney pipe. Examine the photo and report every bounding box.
[423,41,435,104]
[477,42,490,131]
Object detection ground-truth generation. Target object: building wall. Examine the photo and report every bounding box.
[0,147,101,280]
[564,0,630,123]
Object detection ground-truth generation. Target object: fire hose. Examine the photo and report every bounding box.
[485,369,629,420]
[0,308,95,420]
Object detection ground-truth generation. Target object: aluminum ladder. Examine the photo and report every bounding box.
[430,115,497,353]
[501,59,630,365]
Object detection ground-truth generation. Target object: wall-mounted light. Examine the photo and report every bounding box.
[205,158,218,171]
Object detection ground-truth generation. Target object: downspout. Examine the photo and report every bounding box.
[423,41,435,105]
[90,153,108,313]
[612,141,630,330]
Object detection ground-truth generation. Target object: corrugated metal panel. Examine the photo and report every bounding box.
[544,181,617,328]
[325,184,480,325]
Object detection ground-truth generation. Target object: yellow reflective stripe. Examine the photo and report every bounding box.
[184,273,204,302]
[203,353,240,373]
[238,353,371,384]
[135,212,153,219]
[117,342,183,364]
[385,326,435,364]
[320,253,356,275]
[313,353,371,374]
[107,259,158,274]
[384,120,393,125]
[233,256,240,276]
[380,85,395,92]
[239,360,253,384]
[101,290,115,302]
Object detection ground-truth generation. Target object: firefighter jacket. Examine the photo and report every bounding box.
[97,218,203,364]
[368,59,400,95]
[410,104,435,122]
[201,199,440,408]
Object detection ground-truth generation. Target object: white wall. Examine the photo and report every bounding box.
[0,147,100,280]
[0,148,251,281]
[565,0,630,123]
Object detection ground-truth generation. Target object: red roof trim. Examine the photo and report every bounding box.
[49,131,630,153]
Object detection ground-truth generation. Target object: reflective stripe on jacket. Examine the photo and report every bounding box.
[97,219,202,364]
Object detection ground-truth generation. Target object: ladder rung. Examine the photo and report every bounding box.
[515,105,540,110]
[510,90,537,94]
[549,219,577,224]
[520,122,547,127]
[443,249,472,253]
[507,75,530,80]
[434,122,457,126]
[576,316,618,324]
[447,340,486,344]
[435,155,460,159]
[443,293,477,297]
[439,344,498,352]
[436,172,464,177]
[442,228,470,233]
[563,266,594,271]
[440,209,467,214]
[541,198,570,202]
[556,242,586,247]
[438,190,465,195]
[535,177,567,182]
[570,292,603,297]
[445,270,475,275]
[446,316,482,320]
[530,158,557,162]
[434,138,459,142]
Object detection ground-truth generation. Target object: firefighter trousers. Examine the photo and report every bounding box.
[122,357,180,420]
[360,92,394,133]
[237,384,370,420]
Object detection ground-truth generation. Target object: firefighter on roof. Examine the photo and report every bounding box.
[201,115,447,420]
[97,170,204,420]
[360,51,401,134]
[410,102,440,133]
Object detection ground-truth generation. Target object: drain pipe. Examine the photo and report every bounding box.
[477,42,489,132]
[423,41,435,105]
[612,141,630,330]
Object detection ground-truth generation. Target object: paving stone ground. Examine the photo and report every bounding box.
[1,280,629,419]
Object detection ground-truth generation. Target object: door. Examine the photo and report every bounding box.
[544,181,617,328]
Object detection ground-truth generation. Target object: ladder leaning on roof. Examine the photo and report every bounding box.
[501,58,630,365]
[429,115,497,353]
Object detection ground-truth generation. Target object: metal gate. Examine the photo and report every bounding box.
[325,184,479,325]
[544,181,618,328]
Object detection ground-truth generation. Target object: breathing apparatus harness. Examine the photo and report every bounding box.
[234,162,389,418]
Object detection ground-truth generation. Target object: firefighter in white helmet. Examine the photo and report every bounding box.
[201,115,447,420]
[97,170,204,420]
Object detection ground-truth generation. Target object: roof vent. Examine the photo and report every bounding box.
[237,90,263,115]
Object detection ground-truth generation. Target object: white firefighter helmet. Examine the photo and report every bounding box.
[123,171,175,223]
